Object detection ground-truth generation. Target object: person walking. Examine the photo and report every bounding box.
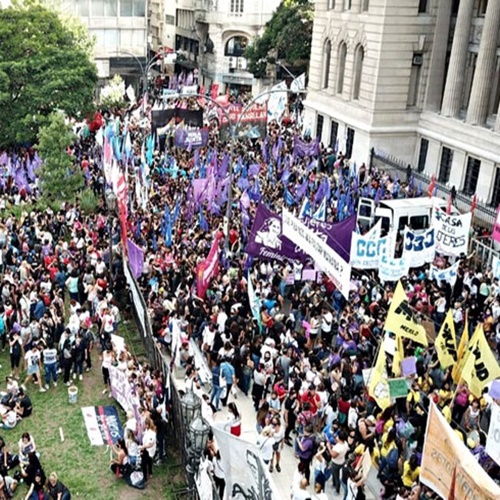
[327,429,349,495]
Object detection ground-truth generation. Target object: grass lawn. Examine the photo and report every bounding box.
[0,319,186,499]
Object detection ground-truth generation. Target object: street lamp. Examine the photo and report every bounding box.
[106,191,117,289]
[186,415,211,499]
[180,390,202,428]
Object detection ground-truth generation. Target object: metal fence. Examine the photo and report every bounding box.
[369,148,497,231]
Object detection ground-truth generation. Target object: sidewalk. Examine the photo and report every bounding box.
[173,367,380,499]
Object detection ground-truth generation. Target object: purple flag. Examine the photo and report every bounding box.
[293,136,320,158]
[245,204,355,263]
[248,163,261,178]
[127,238,144,278]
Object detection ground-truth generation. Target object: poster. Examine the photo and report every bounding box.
[219,103,268,141]
[82,406,123,446]
[174,127,209,149]
[432,210,472,257]
[403,227,435,268]
[420,402,500,500]
[388,378,409,399]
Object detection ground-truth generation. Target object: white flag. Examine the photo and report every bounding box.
[290,73,306,92]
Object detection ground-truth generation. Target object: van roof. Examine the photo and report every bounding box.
[378,196,447,210]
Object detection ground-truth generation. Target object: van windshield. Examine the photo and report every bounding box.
[376,216,390,234]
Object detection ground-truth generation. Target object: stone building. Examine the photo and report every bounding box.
[304,0,500,205]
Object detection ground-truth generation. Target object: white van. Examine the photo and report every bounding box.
[357,196,456,235]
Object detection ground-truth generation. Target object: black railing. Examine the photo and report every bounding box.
[369,148,496,231]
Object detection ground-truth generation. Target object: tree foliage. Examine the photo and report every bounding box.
[0,1,97,147]
[37,112,84,204]
[245,0,314,78]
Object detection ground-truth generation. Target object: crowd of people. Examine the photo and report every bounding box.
[0,76,499,500]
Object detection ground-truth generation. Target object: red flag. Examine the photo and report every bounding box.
[210,83,219,100]
[195,233,222,299]
[118,200,128,254]
[427,174,436,198]
[198,84,206,107]
[447,465,457,500]
[471,194,477,214]
[446,193,452,215]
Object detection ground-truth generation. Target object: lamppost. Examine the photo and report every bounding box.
[106,190,117,290]
[180,390,211,499]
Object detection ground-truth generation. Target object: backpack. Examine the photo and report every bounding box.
[0,314,5,336]
[126,470,146,490]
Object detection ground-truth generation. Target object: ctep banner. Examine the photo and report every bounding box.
[82,406,123,446]
[282,208,352,299]
[432,210,471,256]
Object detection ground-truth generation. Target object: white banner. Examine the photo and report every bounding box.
[486,402,500,466]
[350,221,382,269]
[492,255,500,280]
[211,426,279,500]
[429,261,459,286]
[181,85,198,95]
[403,227,435,268]
[267,81,288,124]
[432,210,472,256]
[282,208,351,299]
[379,254,409,283]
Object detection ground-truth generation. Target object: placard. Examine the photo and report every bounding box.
[401,357,417,377]
[388,378,409,399]
[432,210,471,257]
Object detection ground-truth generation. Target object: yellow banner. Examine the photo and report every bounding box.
[368,339,391,410]
[452,314,469,383]
[421,402,500,500]
[460,325,500,397]
[385,281,428,346]
[435,309,457,369]
[392,333,404,377]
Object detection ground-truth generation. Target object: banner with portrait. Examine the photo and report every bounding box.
[211,426,279,500]
[245,203,354,265]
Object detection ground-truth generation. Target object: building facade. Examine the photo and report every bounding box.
[304,0,500,206]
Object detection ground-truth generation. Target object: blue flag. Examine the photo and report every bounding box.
[284,188,295,206]
[299,198,310,219]
[199,208,209,232]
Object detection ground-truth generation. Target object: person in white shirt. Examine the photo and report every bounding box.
[139,417,157,481]
[256,426,274,468]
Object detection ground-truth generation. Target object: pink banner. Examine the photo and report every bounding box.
[196,233,222,298]
[493,205,500,243]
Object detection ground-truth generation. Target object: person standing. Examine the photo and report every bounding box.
[43,340,58,389]
[220,357,236,407]
[327,429,349,495]
[139,418,157,482]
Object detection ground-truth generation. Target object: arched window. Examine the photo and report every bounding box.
[337,42,347,95]
[224,36,248,57]
[323,40,332,89]
[353,45,364,100]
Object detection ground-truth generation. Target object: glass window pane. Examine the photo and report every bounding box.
[92,0,105,16]
[104,29,118,48]
[104,0,117,16]
[132,30,145,47]
[120,0,133,16]
[133,0,145,17]
[120,29,132,46]
[91,29,105,47]
[76,0,89,16]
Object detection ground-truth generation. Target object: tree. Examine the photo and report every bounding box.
[0,1,97,147]
[37,111,84,205]
[245,0,314,79]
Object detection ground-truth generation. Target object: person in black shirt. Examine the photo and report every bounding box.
[15,388,32,419]
[47,471,71,500]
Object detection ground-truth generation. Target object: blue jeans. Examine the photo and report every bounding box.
[73,361,83,376]
[210,385,223,410]
[45,363,58,384]
[331,461,343,493]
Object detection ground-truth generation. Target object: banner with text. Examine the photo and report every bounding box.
[485,402,500,466]
[421,402,500,500]
[282,208,352,299]
[82,406,123,446]
[350,221,382,269]
[403,227,435,268]
[430,261,460,286]
[220,103,267,141]
[432,210,471,257]
[174,127,209,149]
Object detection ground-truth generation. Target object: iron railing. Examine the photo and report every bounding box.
[369,148,497,231]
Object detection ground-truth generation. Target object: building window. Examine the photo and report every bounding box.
[327,0,335,9]
[417,138,429,172]
[407,53,423,107]
[463,157,481,195]
[316,115,324,140]
[352,45,364,100]
[478,0,488,16]
[491,167,500,207]
[452,0,460,15]
[330,120,339,149]
[224,36,248,57]
[337,42,347,95]
[343,0,352,10]
[323,40,332,89]
[120,0,145,17]
[230,0,244,16]
[418,0,427,13]
[76,0,89,16]
[165,14,175,25]
[438,146,454,184]
[346,127,355,158]
[361,0,369,12]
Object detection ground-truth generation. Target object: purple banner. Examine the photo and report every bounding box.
[293,136,320,158]
[245,204,355,264]
[174,127,209,149]
[127,238,144,278]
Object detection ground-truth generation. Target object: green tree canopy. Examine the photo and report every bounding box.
[245,0,314,79]
[0,1,97,147]
[37,111,84,205]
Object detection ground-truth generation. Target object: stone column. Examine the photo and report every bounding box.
[466,0,500,125]
[424,0,452,111]
[440,0,475,117]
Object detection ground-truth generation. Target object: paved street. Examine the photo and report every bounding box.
[173,366,379,499]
